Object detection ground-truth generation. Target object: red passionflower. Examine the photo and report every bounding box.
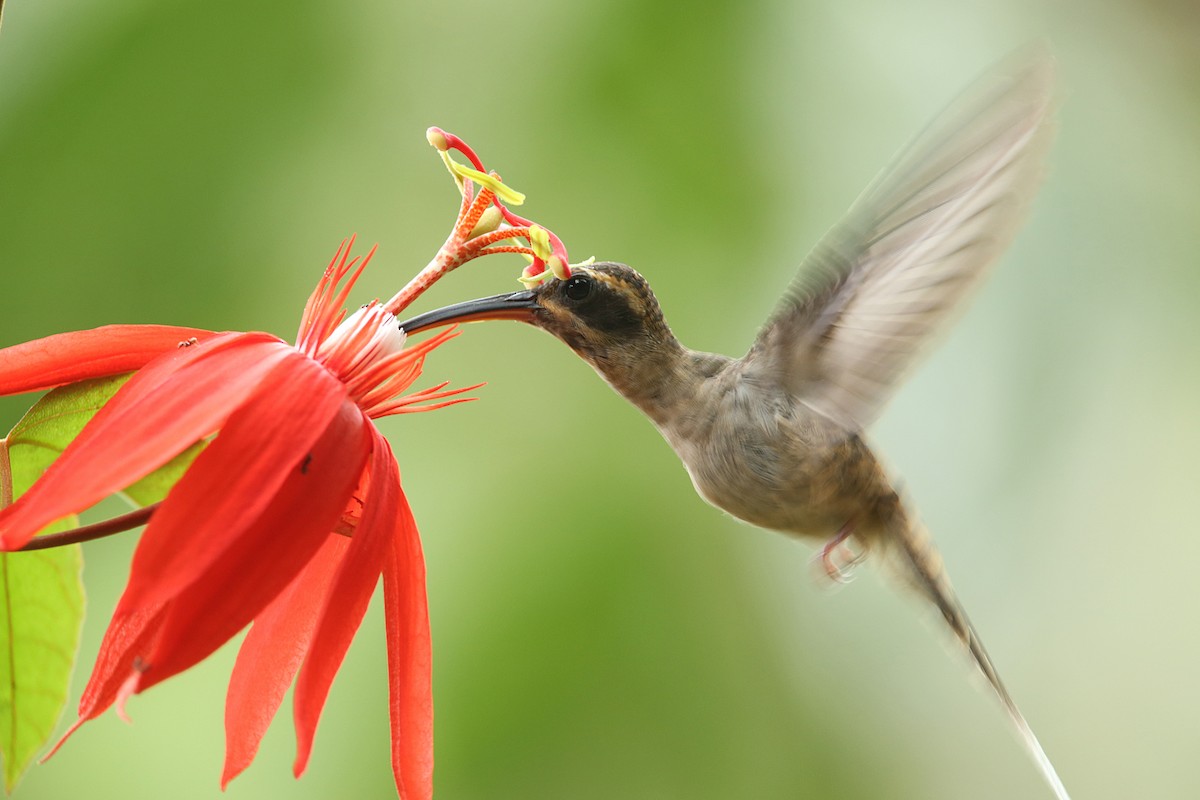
[0,239,464,796]
[0,129,575,796]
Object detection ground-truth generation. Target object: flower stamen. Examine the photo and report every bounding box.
[384,128,577,314]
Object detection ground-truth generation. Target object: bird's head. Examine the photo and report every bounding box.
[398,262,680,376]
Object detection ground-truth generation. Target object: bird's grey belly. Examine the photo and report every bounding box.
[675,440,843,536]
[660,397,880,539]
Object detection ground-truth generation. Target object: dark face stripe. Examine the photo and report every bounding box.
[577,285,643,336]
[569,265,667,336]
[535,263,676,359]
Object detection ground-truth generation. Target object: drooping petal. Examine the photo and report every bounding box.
[383,484,433,800]
[0,325,214,396]
[222,533,350,789]
[116,349,350,613]
[292,427,398,777]
[0,332,290,550]
[130,398,371,694]
[43,603,170,759]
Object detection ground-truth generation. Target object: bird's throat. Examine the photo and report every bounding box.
[586,341,732,429]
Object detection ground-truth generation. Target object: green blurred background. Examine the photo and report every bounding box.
[1,1,1197,798]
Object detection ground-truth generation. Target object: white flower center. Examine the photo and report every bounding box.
[316,303,407,381]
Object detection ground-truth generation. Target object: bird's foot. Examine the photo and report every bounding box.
[816,520,865,584]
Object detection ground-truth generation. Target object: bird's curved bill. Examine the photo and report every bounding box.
[397,290,539,334]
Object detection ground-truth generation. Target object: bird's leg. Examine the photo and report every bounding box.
[817,518,865,584]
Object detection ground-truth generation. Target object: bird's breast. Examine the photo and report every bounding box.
[658,378,895,539]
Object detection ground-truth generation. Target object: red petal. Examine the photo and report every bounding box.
[0,324,214,396]
[292,427,398,777]
[0,332,290,549]
[222,533,350,788]
[117,349,349,613]
[43,603,170,759]
[383,484,433,799]
[132,394,371,693]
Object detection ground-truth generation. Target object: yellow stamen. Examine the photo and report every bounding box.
[449,161,526,206]
[468,206,504,238]
[546,257,568,280]
[518,265,546,286]
[438,151,465,190]
[527,225,552,260]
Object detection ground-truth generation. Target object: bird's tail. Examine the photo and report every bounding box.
[884,509,1071,800]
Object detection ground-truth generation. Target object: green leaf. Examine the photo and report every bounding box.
[0,373,204,791]
[6,375,134,505]
[0,546,84,793]
[0,413,86,793]
[7,374,204,510]
[121,439,205,507]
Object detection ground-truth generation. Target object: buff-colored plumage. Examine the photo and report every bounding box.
[525,50,1066,799]
[400,47,1067,799]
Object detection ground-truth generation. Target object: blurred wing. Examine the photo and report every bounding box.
[749,49,1056,430]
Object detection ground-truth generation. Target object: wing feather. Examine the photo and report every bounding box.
[749,48,1057,429]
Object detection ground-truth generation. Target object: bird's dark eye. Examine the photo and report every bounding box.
[564,275,591,302]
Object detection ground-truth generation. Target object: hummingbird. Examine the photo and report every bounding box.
[400,51,1067,798]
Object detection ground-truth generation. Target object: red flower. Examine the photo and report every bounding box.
[0,240,472,798]
[0,127,575,796]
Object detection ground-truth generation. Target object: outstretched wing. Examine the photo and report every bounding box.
[748,49,1056,430]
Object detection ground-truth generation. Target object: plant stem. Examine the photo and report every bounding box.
[17,503,160,552]
[0,440,11,511]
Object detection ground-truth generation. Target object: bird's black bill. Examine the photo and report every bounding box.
[397,290,539,334]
